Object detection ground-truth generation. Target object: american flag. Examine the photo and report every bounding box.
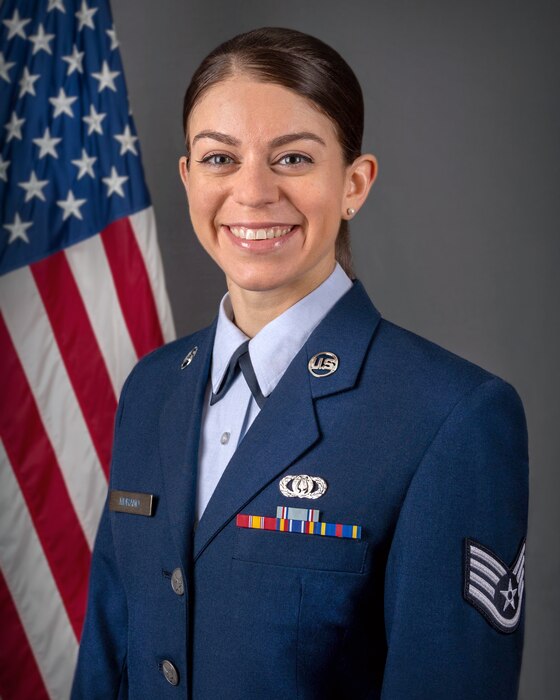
[0,1,175,697]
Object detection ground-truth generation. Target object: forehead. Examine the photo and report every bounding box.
[188,76,339,145]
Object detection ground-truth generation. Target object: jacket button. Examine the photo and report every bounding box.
[162,659,179,686]
[170,568,184,596]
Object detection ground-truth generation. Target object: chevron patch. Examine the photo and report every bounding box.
[463,537,526,634]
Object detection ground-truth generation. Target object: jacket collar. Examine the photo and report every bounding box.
[192,279,381,561]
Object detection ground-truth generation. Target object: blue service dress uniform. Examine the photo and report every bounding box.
[71,280,528,699]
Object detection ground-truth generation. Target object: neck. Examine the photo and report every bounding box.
[227,263,336,338]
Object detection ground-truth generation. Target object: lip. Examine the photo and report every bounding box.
[221,224,301,252]
[225,222,298,228]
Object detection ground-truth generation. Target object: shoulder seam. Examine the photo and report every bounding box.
[401,376,504,504]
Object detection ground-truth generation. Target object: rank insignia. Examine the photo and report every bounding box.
[463,537,526,634]
[237,514,361,540]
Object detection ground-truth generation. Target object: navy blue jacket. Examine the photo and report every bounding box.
[72,280,528,699]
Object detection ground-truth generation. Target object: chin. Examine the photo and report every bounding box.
[228,267,295,294]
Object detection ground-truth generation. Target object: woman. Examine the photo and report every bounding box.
[72,27,528,699]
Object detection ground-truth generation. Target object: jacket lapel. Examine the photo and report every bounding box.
[193,281,381,561]
[158,321,216,569]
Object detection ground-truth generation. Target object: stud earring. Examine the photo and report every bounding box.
[346,207,356,216]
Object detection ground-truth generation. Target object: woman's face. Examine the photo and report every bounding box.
[179,75,371,298]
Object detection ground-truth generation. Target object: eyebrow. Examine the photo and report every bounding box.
[191,130,327,149]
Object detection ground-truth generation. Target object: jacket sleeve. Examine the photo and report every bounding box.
[381,377,529,699]
[71,371,134,699]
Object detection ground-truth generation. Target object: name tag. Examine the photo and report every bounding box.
[109,490,154,516]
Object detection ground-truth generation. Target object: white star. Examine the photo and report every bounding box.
[57,189,87,220]
[3,9,31,40]
[29,23,55,55]
[102,167,128,198]
[0,155,11,182]
[62,44,84,75]
[500,578,518,612]
[114,125,139,156]
[75,0,97,31]
[33,127,62,159]
[82,104,106,135]
[18,170,49,202]
[49,87,77,118]
[91,60,120,93]
[4,213,32,244]
[4,112,25,142]
[106,25,119,50]
[71,148,97,179]
[47,0,66,12]
[0,52,16,83]
[18,67,40,98]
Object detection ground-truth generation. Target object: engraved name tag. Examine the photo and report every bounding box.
[109,490,154,516]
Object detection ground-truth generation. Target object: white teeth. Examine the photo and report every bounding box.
[228,225,295,240]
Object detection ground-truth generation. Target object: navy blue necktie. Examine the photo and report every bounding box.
[210,340,267,409]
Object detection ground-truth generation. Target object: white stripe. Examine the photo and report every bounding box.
[513,547,525,577]
[65,235,137,396]
[129,207,176,343]
[470,558,500,585]
[470,545,507,577]
[469,571,496,597]
[0,267,107,549]
[0,441,78,700]
[468,583,522,629]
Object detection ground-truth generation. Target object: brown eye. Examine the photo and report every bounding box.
[197,153,235,166]
[277,153,313,167]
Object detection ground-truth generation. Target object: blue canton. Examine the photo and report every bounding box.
[0,0,151,275]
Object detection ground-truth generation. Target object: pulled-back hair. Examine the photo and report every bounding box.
[182,27,365,278]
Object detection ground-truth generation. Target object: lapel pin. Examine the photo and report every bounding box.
[180,346,198,370]
[279,474,328,499]
[308,351,338,377]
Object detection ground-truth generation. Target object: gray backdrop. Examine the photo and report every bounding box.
[112,1,559,696]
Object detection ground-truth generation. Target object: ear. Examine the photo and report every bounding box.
[178,156,189,196]
[342,153,378,219]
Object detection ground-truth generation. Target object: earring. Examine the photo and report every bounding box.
[346,207,356,216]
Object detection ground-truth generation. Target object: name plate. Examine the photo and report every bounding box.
[109,490,154,517]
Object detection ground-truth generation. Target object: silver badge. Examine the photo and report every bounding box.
[279,474,328,499]
[463,537,526,634]
[180,346,198,370]
[308,351,338,377]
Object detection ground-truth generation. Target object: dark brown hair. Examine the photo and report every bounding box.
[182,27,365,278]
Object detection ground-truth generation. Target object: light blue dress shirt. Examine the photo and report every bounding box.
[195,262,353,519]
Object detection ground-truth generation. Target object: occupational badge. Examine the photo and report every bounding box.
[463,537,526,634]
[279,474,327,499]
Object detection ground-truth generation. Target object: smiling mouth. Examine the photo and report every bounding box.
[227,225,296,240]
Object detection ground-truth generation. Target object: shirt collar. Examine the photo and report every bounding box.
[211,262,353,397]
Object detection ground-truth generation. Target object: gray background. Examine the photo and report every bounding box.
[112,0,559,696]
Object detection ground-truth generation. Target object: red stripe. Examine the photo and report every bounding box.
[236,514,249,528]
[101,217,164,358]
[31,251,117,477]
[336,523,343,538]
[0,316,91,639]
[0,569,50,700]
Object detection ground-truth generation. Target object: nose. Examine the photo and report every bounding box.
[232,158,279,208]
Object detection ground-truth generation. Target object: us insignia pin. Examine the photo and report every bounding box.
[180,346,197,369]
[308,351,338,377]
[463,537,526,633]
[279,474,327,499]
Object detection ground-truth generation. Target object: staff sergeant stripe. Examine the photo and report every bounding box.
[237,514,361,540]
